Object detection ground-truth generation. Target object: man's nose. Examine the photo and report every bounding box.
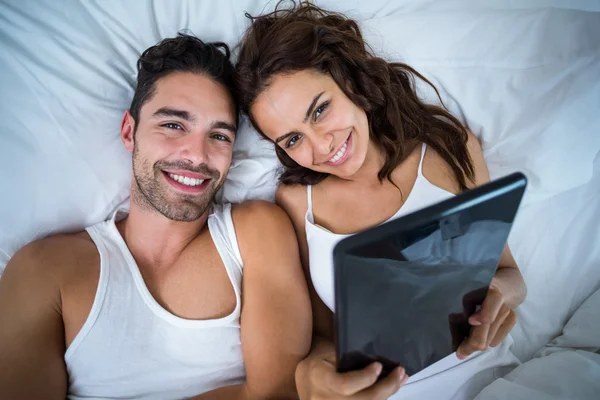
[179,134,208,165]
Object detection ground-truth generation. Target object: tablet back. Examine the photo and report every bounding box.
[334,173,527,377]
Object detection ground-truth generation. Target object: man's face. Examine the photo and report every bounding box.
[125,72,237,222]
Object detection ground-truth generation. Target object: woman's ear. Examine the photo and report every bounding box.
[120,110,135,152]
[345,79,354,93]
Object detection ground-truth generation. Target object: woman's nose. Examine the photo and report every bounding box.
[313,132,334,155]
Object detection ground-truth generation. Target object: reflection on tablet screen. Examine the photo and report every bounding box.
[339,219,511,376]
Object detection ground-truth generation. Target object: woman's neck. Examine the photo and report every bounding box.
[344,139,387,185]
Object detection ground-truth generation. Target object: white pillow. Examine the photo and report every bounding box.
[358,6,600,205]
[0,0,264,272]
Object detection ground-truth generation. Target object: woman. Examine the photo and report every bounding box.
[236,3,526,399]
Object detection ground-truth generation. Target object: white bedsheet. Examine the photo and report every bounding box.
[508,152,600,361]
[1,0,599,397]
[475,287,600,399]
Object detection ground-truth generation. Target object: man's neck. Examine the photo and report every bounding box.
[117,197,209,270]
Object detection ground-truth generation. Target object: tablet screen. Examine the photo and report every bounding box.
[335,176,525,377]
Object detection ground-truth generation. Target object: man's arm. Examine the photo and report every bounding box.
[193,201,312,399]
[0,241,68,399]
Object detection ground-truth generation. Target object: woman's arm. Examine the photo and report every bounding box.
[493,246,527,309]
[276,185,407,399]
[275,185,334,341]
[465,131,527,306]
[455,132,527,358]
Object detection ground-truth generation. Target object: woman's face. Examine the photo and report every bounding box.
[251,70,370,179]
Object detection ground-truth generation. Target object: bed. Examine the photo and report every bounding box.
[1,0,599,398]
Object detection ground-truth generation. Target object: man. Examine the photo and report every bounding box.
[0,34,312,399]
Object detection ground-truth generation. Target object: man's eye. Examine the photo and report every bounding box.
[211,133,231,142]
[285,134,301,149]
[162,123,183,130]
[313,101,329,121]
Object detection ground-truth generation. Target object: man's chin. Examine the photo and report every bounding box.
[158,202,212,222]
[153,191,216,222]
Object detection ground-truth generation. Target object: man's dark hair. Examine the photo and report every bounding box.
[130,33,238,128]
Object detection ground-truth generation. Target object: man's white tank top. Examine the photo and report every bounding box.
[65,203,246,400]
[304,143,521,398]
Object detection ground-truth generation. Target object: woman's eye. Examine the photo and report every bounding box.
[285,134,301,149]
[313,101,329,121]
[162,122,183,130]
[211,133,231,142]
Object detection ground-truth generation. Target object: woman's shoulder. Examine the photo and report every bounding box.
[276,183,307,204]
[423,131,490,191]
[275,184,309,225]
[463,131,491,187]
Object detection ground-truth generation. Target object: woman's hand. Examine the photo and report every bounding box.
[295,351,407,400]
[456,284,517,359]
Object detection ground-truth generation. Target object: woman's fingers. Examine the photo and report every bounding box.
[321,351,337,365]
[490,310,518,347]
[469,286,504,326]
[458,305,518,360]
[457,323,490,359]
[486,306,510,347]
[325,361,383,396]
[355,366,408,400]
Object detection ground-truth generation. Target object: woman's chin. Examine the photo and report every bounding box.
[325,160,363,179]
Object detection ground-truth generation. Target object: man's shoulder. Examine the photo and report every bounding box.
[5,231,98,284]
[230,201,295,247]
[21,231,96,260]
[231,200,290,227]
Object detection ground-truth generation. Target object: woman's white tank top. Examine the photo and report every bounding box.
[306,143,455,312]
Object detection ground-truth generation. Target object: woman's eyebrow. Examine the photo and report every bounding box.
[303,91,325,123]
[275,131,302,144]
[274,91,325,144]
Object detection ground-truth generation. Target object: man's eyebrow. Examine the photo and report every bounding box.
[211,121,237,134]
[303,91,325,123]
[152,107,194,121]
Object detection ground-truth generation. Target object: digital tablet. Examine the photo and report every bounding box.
[333,172,527,377]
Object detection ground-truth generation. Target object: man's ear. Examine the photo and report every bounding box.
[121,110,136,153]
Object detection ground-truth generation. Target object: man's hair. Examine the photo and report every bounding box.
[130,33,238,127]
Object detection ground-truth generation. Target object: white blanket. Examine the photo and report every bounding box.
[476,288,600,399]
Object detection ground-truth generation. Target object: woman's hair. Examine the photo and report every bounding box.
[236,2,474,190]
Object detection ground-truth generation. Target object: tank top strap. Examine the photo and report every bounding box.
[417,142,427,176]
[209,203,243,269]
[306,185,313,213]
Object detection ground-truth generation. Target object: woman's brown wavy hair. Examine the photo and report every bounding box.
[235,1,474,190]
